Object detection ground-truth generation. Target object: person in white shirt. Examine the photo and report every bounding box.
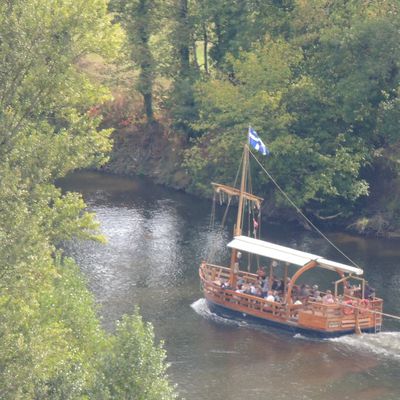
[265,291,275,302]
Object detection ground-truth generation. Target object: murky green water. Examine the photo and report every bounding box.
[62,171,400,400]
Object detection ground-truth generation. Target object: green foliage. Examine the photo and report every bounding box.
[183,1,400,221]
[192,0,293,68]
[108,0,400,221]
[0,1,176,399]
[185,38,298,195]
[91,311,177,400]
[268,134,369,211]
[110,0,160,121]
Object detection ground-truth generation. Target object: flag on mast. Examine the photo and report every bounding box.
[248,126,269,156]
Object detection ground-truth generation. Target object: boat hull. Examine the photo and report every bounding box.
[199,262,383,338]
[206,299,377,339]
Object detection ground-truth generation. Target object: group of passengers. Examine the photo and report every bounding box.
[232,266,289,303]
[292,284,335,304]
[219,262,375,306]
[232,266,338,306]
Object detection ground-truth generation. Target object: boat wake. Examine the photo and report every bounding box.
[190,298,244,327]
[330,332,400,361]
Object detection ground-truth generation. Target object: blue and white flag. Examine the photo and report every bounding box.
[248,126,269,156]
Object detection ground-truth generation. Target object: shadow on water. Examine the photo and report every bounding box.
[61,171,400,400]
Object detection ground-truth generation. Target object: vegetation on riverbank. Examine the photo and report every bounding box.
[0,2,176,398]
[0,1,399,397]
[102,0,400,236]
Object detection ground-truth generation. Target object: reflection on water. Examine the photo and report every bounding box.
[62,171,400,400]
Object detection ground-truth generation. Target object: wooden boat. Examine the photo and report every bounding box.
[199,141,383,337]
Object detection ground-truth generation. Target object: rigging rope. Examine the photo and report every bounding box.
[249,150,364,271]
[206,150,243,262]
[209,192,216,229]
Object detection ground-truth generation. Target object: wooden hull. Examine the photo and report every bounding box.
[200,262,383,338]
[206,298,376,338]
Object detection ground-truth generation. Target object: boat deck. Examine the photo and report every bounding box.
[199,262,383,336]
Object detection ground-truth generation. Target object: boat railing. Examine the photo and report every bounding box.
[200,267,286,317]
[200,262,383,330]
[200,262,259,283]
[306,296,383,318]
[214,287,287,317]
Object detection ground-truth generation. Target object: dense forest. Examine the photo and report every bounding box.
[104,0,400,235]
[0,0,399,398]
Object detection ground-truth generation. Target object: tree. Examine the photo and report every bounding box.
[91,312,177,400]
[110,0,160,122]
[0,0,121,397]
[185,1,400,222]
[185,35,370,218]
[0,1,176,398]
[190,0,293,70]
[285,0,400,218]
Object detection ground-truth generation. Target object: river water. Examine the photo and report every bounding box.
[62,171,400,400]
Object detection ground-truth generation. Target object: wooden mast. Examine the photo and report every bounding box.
[229,143,249,285]
[211,141,262,287]
[236,143,249,237]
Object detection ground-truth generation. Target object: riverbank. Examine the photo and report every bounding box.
[103,122,400,238]
[104,121,190,189]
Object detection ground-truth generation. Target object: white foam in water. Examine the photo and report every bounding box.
[191,299,400,355]
[293,333,308,340]
[190,298,241,326]
[330,332,400,361]
[190,298,209,317]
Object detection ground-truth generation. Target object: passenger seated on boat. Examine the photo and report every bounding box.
[322,290,335,304]
[272,276,283,291]
[273,291,281,302]
[364,284,375,299]
[249,283,257,295]
[309,285,321,301]
[300,284,311,298]
[232,252,242,277]
[291,284,300,297]
[261,277,269,297]
[310,284,319,296]
[257,266,266,279]
[265,291,275,302]
[220,280,231,289]
[256,275,264,288]
[352,285,362,298]
[249,283,263,297]
[345,284,360,298]
[314,292,323,302]
[242,283,251,294]
[294,298,302,305]
[235,282,244,293]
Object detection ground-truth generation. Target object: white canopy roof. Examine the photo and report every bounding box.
[228,236,363,275]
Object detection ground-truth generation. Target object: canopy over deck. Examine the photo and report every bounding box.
[228,236,363,275]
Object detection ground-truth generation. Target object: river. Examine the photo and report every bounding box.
[62,171,400,400]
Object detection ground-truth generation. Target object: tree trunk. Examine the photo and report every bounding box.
[178,0,190,76]
[137,0,154,122]
[203,22,208,74]
[143,92,153,121]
